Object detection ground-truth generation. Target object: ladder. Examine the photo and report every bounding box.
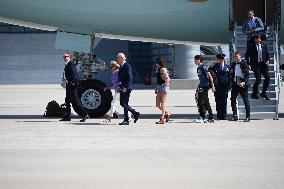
[230,25,282,119]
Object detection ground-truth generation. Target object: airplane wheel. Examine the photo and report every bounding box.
[72,79,112,118]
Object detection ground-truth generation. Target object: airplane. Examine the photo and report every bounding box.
[0,0,283,45]
[0,0,283,118]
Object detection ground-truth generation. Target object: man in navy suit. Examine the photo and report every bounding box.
[230,52,251,122]
[60,52,89,122]
[245,35,270,100]
[117,53,140,125]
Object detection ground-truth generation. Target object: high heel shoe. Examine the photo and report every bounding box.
[165,112,171,122]
[155,118,165,124]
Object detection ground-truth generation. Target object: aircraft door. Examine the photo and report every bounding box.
[232,0,277,26]
[233,0,265,26]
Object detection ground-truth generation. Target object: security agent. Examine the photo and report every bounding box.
[60,52,89,122]
[230,52,250,122]
[209,53,230,120]
[194,55,215,123]
[245,35,270,100]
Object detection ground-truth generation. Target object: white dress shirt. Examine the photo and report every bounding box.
[257,44,263,62]
[62,60,70,81]
[234,62,244,83]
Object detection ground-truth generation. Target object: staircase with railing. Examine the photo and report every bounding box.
[230,25,282,119]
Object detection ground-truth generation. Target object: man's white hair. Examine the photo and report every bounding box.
[117,53,126,60]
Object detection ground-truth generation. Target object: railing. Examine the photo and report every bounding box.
[273,24,281,119]
[276,0,281,31]
[229,23,237,63]
[228,0,234,31]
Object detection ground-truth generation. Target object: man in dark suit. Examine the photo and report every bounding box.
[209,53,230,120]
[60,52,89,122]
[117,53,140,125]
[230,52,250,122]
[245,35,270,100]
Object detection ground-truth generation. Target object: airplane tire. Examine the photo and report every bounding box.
[72,79,112,118]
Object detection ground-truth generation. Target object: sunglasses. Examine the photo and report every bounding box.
[63,56,70,58]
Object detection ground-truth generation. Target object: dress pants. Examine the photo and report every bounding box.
[65,84,87,118]
[120,90,137,121]
[252,63,270,96]
[214,84,228,119]
[231,83,250,119]
[196,86,213,119]
[247,37,254,49]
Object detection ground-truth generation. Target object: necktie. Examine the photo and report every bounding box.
[258,45,262,62]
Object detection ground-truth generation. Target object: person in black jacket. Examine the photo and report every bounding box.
[117,53,140,125]
[245,35,270,100]
[230,52,250,122]
[60,52,89,122]
[209,54,230,120]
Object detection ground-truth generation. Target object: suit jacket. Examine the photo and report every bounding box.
[118,61,133,91]
[243,17,264,33]
[64,60,80,86]
[209,63,230,87]
[245,43,269,67]
[229,60,250,88]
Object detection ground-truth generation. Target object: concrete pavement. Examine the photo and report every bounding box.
[0,84,284,189]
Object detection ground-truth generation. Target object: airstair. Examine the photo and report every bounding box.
[230,25,282,119]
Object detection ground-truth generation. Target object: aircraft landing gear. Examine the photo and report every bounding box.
[72,79,112,118]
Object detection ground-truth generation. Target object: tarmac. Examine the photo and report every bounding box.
[0,84,284,189]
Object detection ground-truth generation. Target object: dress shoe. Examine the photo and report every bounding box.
[80,115,89,122]
[230,117,238,121]
[260,93,270,100]
[244,117,250,122]
[251,94,259,99]
[217,114,222,120]
[133,112,140,123]
[59,117,71,121]
[119,121,129,125]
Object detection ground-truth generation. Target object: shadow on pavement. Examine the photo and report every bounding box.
[0,113,283,120]
[0,115,45,119]
[15,120,55,123]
